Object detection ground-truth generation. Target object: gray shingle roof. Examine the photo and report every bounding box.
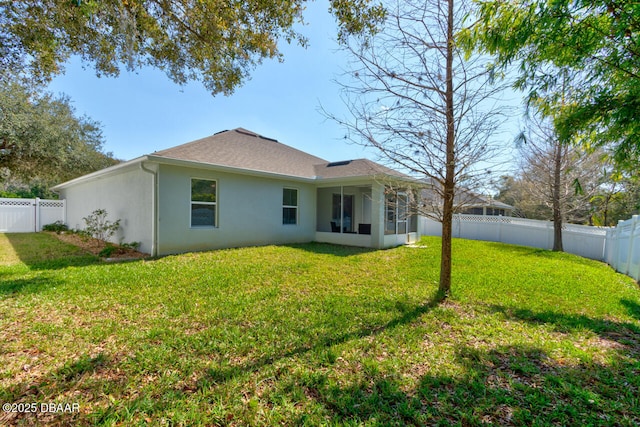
[152,128,412,181]
[52,128,416,191]
[153,128,328,179]
[313,159,411,180]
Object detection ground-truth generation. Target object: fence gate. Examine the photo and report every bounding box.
[0,198,66,232]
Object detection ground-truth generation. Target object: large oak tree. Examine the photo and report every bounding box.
[0,0,385,95]
[0,81,117,190]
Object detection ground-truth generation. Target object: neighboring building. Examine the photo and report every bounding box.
[420,180,515,218]
[458,193,515,217]
[52,128,420,256]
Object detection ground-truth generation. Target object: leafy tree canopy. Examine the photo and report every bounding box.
[466,0,640,168]
[0,81,118,189]
[0,0,385,95]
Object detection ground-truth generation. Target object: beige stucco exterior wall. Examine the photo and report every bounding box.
[57,164,154,253]
[156,164,317,255]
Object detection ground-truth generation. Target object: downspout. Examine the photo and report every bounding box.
[140,161,158,257]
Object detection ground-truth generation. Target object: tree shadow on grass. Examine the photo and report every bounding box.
[1,294,442,425]
[482,241,606,268]
[489,305,640,358]
[25,256,103,271]
[197,294,442,387]
[285,241,379,257]
[318,346,640,426]
[296,303,640,425]
[0,352,122,426]
[621,298,640,321]
[0,276,63,296]
[303,343,640,426]
[4,300,640,425]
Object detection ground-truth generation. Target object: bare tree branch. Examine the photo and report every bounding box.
[324,0,511,299]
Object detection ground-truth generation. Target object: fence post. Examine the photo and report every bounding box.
[626,215,639,277]
[454,214,459,238]
[604,228,612,265]
[632,217,640,282]
[34,198,40,232]
[612,220,624,272]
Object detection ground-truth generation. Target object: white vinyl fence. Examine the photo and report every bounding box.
[605,216,640,282]
[0,198,66,232]
[421,214,640,281]
[421,214,608,261]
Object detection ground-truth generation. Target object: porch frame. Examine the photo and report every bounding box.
[315,181,416,248]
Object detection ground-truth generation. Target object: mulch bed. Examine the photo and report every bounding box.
[46,232,149,260]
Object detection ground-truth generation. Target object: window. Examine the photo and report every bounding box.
[283,188,298,225]
[487,208,505,216]
[463,207,484,215]
[191,179,217,227]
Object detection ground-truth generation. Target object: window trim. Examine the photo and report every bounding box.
[190,177,218,228]
[282,187,299,225]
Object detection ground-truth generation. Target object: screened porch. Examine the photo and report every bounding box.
[315,184,419,248]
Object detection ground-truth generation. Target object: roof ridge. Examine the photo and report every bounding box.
[234,128,259,138]
[151,127,329,178]
[234,128,279,143]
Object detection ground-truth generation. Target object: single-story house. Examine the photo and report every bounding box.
[52,128,421,256]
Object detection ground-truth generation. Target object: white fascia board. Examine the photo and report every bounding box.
[51,156,150,191]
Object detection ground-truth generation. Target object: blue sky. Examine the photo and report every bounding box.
[47,1,521,170]
[47,1,374,163]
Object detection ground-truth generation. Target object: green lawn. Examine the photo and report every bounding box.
[1,233,639,426]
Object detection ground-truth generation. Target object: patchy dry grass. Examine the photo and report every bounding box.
[0,233,639,426]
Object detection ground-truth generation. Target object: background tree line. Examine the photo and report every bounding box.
[493,130,640,227]
[0,80,118,199]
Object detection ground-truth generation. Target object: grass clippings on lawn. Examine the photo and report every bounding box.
[1,233,639,426]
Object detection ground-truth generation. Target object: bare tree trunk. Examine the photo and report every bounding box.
[439,184,454,298]
[603,198,610,226]
[439,0,456,298]
[602,190,613,226]
[552,141,563,251]
[326,0,506,301]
